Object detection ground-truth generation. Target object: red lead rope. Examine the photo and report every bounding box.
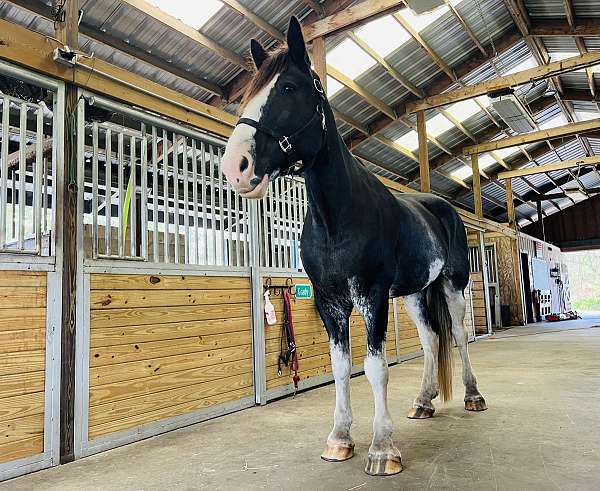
[280,288,300,392]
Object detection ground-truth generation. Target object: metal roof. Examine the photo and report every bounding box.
[2,0,600,228]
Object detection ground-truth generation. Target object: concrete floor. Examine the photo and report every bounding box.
[5,315,600,491]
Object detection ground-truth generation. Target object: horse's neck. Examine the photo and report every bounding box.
[303,117,356,236]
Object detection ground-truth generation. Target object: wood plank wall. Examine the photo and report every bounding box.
[349,301,396,366]
[265,280,331,390]
[470,271,488,334]
[88,274,254,440]
[0,271,47,464]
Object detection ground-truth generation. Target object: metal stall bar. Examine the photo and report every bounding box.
[129,136,137,258]
[234,183,240,267]
[18,103,26,250]
[182,137,189,264]
[217,148,226,266]
[91,122,99,258]
[261,195,269,268]
[172,134,180,264]
[281,179,289,269]
[201,142,208,265]
[227,181,234,266]
[104,129,112,256]
[209,145,217,265]
[243,197,249,267]
[162,129,169,263]
[151,126,159,262]
[140,128,148,260]
[34,105,43,252]
[192,140,199,264]
[0,96,9,248]
[117,132,124,258]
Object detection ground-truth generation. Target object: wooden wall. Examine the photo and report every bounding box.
[470,271,488,334]
[88,274,254,440]
[0,271,47,464]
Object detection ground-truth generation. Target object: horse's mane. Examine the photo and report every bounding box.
[239,46,289,114]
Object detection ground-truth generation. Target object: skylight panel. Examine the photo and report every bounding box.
[493,146,520,159]
[452,165,472,180]
[427,113,454,137]
[479,154,496,170]
[394,130,419,152]
[326,76,344,97]
[327,39,376,79]
[446,99,481,122]
[502,56,537,76]
[149,0,223,29]
[355,15,411,58]
[538,114,567,130]
[398,5,449,32]
[549,52,579,63]
[576,110,599,121]
[476,95,491,107]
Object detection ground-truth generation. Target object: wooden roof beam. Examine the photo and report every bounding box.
[498,154,600,179]
[529,18,600,37]
[407,50,600,112]
[220,0,285,41]
[463,117,600,155]
[303,0,406,41]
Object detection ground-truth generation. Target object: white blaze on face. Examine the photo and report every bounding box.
[221,74,280,198]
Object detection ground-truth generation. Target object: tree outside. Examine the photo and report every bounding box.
[564,250,600,313]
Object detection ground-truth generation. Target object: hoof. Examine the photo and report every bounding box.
[365,454,403,476]
[321,443,354,462]
[407,406,435,419]
[465,396,487,412]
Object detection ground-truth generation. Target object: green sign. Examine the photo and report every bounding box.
[295,283,313,300]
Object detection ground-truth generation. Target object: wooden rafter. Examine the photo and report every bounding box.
[221,0,285,41]
[303,0,405,41]
[498,155,600,179]
[443,0,487,57]
[529,18,600,37]
[119,0,246,66]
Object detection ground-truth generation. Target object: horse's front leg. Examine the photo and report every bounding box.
[353,285,402,476]
[315,292,354,462]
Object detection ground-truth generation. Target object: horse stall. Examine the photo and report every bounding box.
[72,92,256,457]
[0,62,62,479]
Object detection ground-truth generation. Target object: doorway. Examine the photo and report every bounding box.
[521,252,534,323]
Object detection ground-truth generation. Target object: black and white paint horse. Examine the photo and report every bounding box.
[222,17,487,476]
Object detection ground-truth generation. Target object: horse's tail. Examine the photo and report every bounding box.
[426,276,453,402]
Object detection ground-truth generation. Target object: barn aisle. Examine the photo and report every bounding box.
[4,320,600,491]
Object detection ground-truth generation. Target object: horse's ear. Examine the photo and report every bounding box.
[287,16,308,66]
[250,39,268,70]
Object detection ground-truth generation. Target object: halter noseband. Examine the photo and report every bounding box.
[236,77,327,176]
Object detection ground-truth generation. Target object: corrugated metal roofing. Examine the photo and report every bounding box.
[2,0,600,224]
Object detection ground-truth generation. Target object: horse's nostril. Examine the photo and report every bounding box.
[250,177,261,187]
[239,156,249,173]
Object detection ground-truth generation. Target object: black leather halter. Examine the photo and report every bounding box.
[236,77,327,176]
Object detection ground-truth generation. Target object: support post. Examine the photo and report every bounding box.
[471,153,483,218]
[536,200,546,242]
[417,110,430,192]
[505,178,516,229]
[311,36,327,92]
[55,0,79,464]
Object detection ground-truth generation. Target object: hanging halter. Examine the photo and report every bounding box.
[236,77,327,176]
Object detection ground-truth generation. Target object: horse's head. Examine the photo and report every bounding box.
[222,17,327,199]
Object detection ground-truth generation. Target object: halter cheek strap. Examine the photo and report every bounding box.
[235,77,327,175]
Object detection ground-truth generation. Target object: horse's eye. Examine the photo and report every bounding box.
[282,84,296,94]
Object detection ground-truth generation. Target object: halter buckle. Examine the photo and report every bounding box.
[279,136,292,153]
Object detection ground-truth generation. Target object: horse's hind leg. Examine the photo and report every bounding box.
[442,280,487,411]
[404,292,439,419]
[314,292,355,462]
[352,283,402,476]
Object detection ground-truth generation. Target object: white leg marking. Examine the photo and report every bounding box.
[443,284,481,398]
[328,342,353,445]
[364,350,395,452]
[404,293,439,407]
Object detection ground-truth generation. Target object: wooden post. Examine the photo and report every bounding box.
[471,153,483,218]
[56,0,79,464]
[505,177,516,228]
[417,110,430,192]
[311,36,327,92]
